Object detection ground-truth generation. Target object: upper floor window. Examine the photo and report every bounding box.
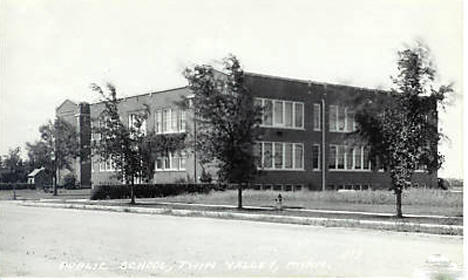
[256,98,304,129]
[329,105,356,133]
[155,108,186,134]
[313,103,321,131]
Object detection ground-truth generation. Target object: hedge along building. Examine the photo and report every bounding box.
[56,72,437,191]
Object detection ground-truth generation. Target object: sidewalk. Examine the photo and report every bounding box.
[22,199,463,236]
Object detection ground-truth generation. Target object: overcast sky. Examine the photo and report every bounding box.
[0,0,463,178]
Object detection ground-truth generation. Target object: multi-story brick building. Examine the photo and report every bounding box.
[56,72,437,191]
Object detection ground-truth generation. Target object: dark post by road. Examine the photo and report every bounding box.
[51,150,57,196]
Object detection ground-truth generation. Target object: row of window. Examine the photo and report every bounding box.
[255,98,304,129]
[255,141,304,170]
[255,98,358,133]
[93,145,375,173]
[155,153,187,171]
[128,109,187,135]
[329,145,372,171]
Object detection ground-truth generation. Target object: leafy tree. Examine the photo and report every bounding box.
[26,117,79,194]
[355,42,452,218]
[90,83,148,204]
[1,147,27,183]
[183,55,262,208]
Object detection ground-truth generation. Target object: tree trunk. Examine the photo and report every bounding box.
[237,184,243,209]
[130,177,135,205]
[53,169,58,196]
[395,189,403,218]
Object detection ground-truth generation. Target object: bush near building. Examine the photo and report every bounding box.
[0,183,35,190]
[90,183,228,200]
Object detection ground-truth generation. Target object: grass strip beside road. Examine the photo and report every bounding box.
[21,198,463,235]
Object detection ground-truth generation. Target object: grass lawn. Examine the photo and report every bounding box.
[0,188,91,201]
[150,189,463,217]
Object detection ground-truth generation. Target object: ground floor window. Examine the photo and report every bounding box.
[329,145,371,171]
[155,152,187,171]
[255,141,304,170]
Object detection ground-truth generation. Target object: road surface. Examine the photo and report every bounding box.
[0,201,463,277]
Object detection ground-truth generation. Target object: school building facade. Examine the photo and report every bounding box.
[56,72,437,191]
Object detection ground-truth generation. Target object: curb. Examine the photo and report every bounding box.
[21,201,463,236]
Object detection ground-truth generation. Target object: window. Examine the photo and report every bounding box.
[155,110,162,134]
[99,158,116,172]
[257,141,304,170]
[263,142,273,168]
[354,147,362,169]
[155,152,187,171]
[294,143,304,169]
[284,143,293,169]
[313,103,321,131]
[346,146,353,170]
[312,144,320,170]
[338,107,346,131]
[284,102,293,127]
[263,99,273,126]
[155,108,186,134]
[254,142,263,167]
[329,145,337,169]
[337,145,345,169]
[295,103,304,128]
[346,110,355,132]
[256,98,304,129]
[330,105,356,133]
[274,143,283,169]
[363,147,370,170]
[329,105,338,131]
[274,101,283,125]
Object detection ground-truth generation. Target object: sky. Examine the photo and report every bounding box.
[0,0,463,178]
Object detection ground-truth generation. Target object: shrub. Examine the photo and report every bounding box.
[63,174,77,189]
[90,183,227,200]
[0,183,35,190]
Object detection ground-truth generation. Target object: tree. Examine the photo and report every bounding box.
[1,147,27,183]
[26,117,79,194]
[354,42,452,218]
[91,83,151,204]
[183,55,262,208]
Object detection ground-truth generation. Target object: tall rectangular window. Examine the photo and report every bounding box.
[171,109,178,131]
[337,145,345,169]
[346,146,353,170]
[284,102,293,127]
[274,143,283,169]
[338,106,346,131]
[284,143,293,169]
[255,142,263,167]
[354,146,362,169]
[329,145,337,169]
[294,144,304,169]
[163,109,170,132]
[274,101,283,125]
[178,110,186,132]
[294,103,304,128]
[329,105,338,131]
[263,142,273,168]
[363,147,370,170]
[264,100,273,126]
[312,144,320,170]
[155,111,162,133]
[346,110,355,132]
[313,103,321,131]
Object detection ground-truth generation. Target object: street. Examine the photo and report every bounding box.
[0,201,463,277]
